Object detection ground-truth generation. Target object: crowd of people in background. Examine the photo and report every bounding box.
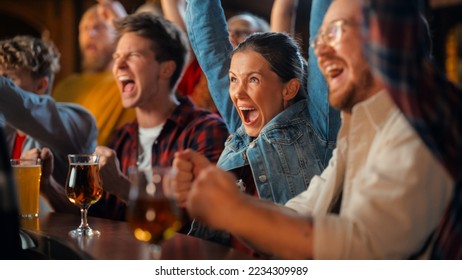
[1,0,461,260]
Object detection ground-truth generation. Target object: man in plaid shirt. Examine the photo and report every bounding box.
[363,0,462,258]
[90,12,228,221]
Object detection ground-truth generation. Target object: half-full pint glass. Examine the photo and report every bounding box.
[10,159,41,218]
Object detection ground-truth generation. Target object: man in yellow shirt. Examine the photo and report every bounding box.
[53,3,135,146]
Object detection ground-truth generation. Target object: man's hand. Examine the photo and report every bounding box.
[187,166,243,230]
[96,0,127,24]
[171,149,212,208]
[21,147,53,181]
[94,145,130,202]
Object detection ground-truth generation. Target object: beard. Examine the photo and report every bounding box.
[329,67,375,113]
[81,47,114,72]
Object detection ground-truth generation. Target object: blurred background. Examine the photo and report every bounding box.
[0,0,461,86]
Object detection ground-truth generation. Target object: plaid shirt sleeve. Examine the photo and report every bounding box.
[183,115,228,164]
[363,0,462,259]
[154,98,228,167]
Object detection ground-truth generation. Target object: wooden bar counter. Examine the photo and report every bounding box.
[19,212,252,260]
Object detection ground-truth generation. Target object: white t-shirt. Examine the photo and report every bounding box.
[137,124,164,170]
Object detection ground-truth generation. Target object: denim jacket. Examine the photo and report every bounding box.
[185,0,339,245]
[218,99,329,204]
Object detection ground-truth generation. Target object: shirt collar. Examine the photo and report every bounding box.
[338,89,393,138]
[353,89,393,131]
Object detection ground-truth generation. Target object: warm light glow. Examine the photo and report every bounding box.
[134,228,152,242]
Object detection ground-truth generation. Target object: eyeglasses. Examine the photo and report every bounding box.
[311,19,350,50]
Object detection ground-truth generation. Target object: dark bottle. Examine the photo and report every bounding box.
[0,126,22,259]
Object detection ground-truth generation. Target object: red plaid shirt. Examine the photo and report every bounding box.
[89,97,229,220]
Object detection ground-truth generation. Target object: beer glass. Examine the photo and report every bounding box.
[126,167,182,259]
[10,158,41,218]
[65,154,103,237]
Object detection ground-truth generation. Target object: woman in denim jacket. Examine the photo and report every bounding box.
[183,0,338,203]
[173,0,340,248]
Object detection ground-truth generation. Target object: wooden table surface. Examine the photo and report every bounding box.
[19,212,252,260]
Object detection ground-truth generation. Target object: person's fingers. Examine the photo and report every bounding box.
[94,146,114,157]
[173,156,193,172]
[40,147,53,163]
[173,149,195,162]
[40,147,49,158]
[20,148,40,160]
[189,151,212,176]
[174,180,192,191]
[187,167,215,213]
[94,146,116,167]
[175,150,212,177]
[175,193,188,208]
[175,168,194,182]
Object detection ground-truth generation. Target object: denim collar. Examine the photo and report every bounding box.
[231,99,308,145]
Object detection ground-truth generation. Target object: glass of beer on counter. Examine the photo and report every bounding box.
[127,166,182,259]
[10,158,41,218]
[65,154,103,237]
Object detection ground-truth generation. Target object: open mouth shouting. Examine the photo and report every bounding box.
[118,75,136,96]
[238,104,264,137]
[239,106,259,125]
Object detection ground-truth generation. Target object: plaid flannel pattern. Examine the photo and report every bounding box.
[363,0,462,259]
[89,97,229,220]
